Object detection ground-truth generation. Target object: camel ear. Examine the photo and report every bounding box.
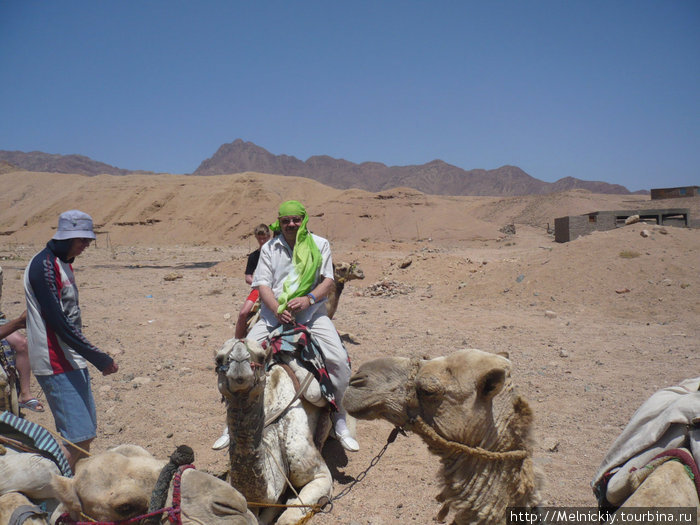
[51,475,82,514]
[478,368,507,401]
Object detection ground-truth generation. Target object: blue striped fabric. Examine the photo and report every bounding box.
[0,410,73,476]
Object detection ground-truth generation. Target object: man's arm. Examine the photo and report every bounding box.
[26,253,115,372]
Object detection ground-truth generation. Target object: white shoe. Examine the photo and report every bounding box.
[336,429,359,452]
[212,426,230,450]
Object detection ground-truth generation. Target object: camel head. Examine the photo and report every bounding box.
[333,261,365,283]
[51,444,167,521]
[344,349,512,446]
[345,349,539,524]
[216,338,267,399]
[51,444,256,524]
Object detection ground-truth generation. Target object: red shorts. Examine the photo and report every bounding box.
[246,289,259,303]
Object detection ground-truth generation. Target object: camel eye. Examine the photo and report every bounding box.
[114,502,142,517]
[417,382,442,399]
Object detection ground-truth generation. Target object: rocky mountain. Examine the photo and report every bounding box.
[0,150,153,176]
[193,139,637,196]
[2,141,642,196]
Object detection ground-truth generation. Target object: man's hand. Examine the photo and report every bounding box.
[276,309,294,324]
[102,361,119,376]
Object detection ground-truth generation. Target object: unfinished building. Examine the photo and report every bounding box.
[554,208,690,243]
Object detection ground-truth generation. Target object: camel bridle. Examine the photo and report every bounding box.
[55,464,195,525]
[402,358,528,462]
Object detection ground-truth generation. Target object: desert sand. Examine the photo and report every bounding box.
[1,171,698,524]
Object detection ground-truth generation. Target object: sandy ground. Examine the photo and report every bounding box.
[0,171,698,524]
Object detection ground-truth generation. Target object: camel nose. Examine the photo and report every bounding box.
[349,372,367,387]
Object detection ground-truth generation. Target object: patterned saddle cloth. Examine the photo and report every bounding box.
[262,323,347,412]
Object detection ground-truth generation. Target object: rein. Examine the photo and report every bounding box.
[405,416,529,461]
[264,366,313,427]
[56,465,194,525]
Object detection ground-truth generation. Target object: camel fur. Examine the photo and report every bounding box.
[343,348,540,525]
[0,492,48,525]
[215,338,332,525]
[50,444,256,524]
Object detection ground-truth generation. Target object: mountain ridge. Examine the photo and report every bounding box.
[1,141,645,196]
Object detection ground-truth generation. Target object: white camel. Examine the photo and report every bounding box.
[343,348,540,525]
[215,338,332,525]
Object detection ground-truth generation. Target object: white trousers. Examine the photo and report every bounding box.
[247,314,351,416]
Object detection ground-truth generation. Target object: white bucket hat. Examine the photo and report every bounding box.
[53,210,96,240]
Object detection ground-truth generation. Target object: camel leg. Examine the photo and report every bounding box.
[276,466,333,525]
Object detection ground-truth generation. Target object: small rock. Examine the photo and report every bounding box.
[660,278,673,286]
[640,229,650,238]
[398,257,412,269]
[657,227,668,234]
[223,312,232,320]
[166,433,174,438]
[543,438,560,452]
[615,288,631,294]
[516,274,525,283]
[163,272,183,281]
[545,310,557,319]
[559,349,569,358]
[624,215,640,225]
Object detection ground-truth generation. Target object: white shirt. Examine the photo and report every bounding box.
[252,232,334,326]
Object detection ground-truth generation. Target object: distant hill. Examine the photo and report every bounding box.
[193,139,639,196]
[0,150,154,176]
[1,142,643,196]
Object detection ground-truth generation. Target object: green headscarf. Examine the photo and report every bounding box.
[270,200,322,313]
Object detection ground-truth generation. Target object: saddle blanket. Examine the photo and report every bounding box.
[263,323,339,411]
[0,410,72,477]
[592,376,700,506]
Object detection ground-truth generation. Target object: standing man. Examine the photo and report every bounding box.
[248,200,359,452]
[24,210,118,468]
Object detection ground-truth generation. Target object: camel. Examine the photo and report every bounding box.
[0,492,49,525]
[0,363,19,416]
[592,376,700,516]
[325,261,364,320]
[343,348,540,525]
[50,444,256,524]
[215,338,332,525]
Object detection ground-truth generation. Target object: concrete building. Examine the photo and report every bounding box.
[554,208,690,243]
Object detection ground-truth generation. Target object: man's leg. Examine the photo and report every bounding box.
[5,331,42,409]
[308,315,359,452]
[62,438,93,471]
[234,299,255,339]
[36,369,97,470]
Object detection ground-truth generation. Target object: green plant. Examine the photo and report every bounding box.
[619,250,640,259]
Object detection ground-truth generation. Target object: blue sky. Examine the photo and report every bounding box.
[1,1,697,192]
